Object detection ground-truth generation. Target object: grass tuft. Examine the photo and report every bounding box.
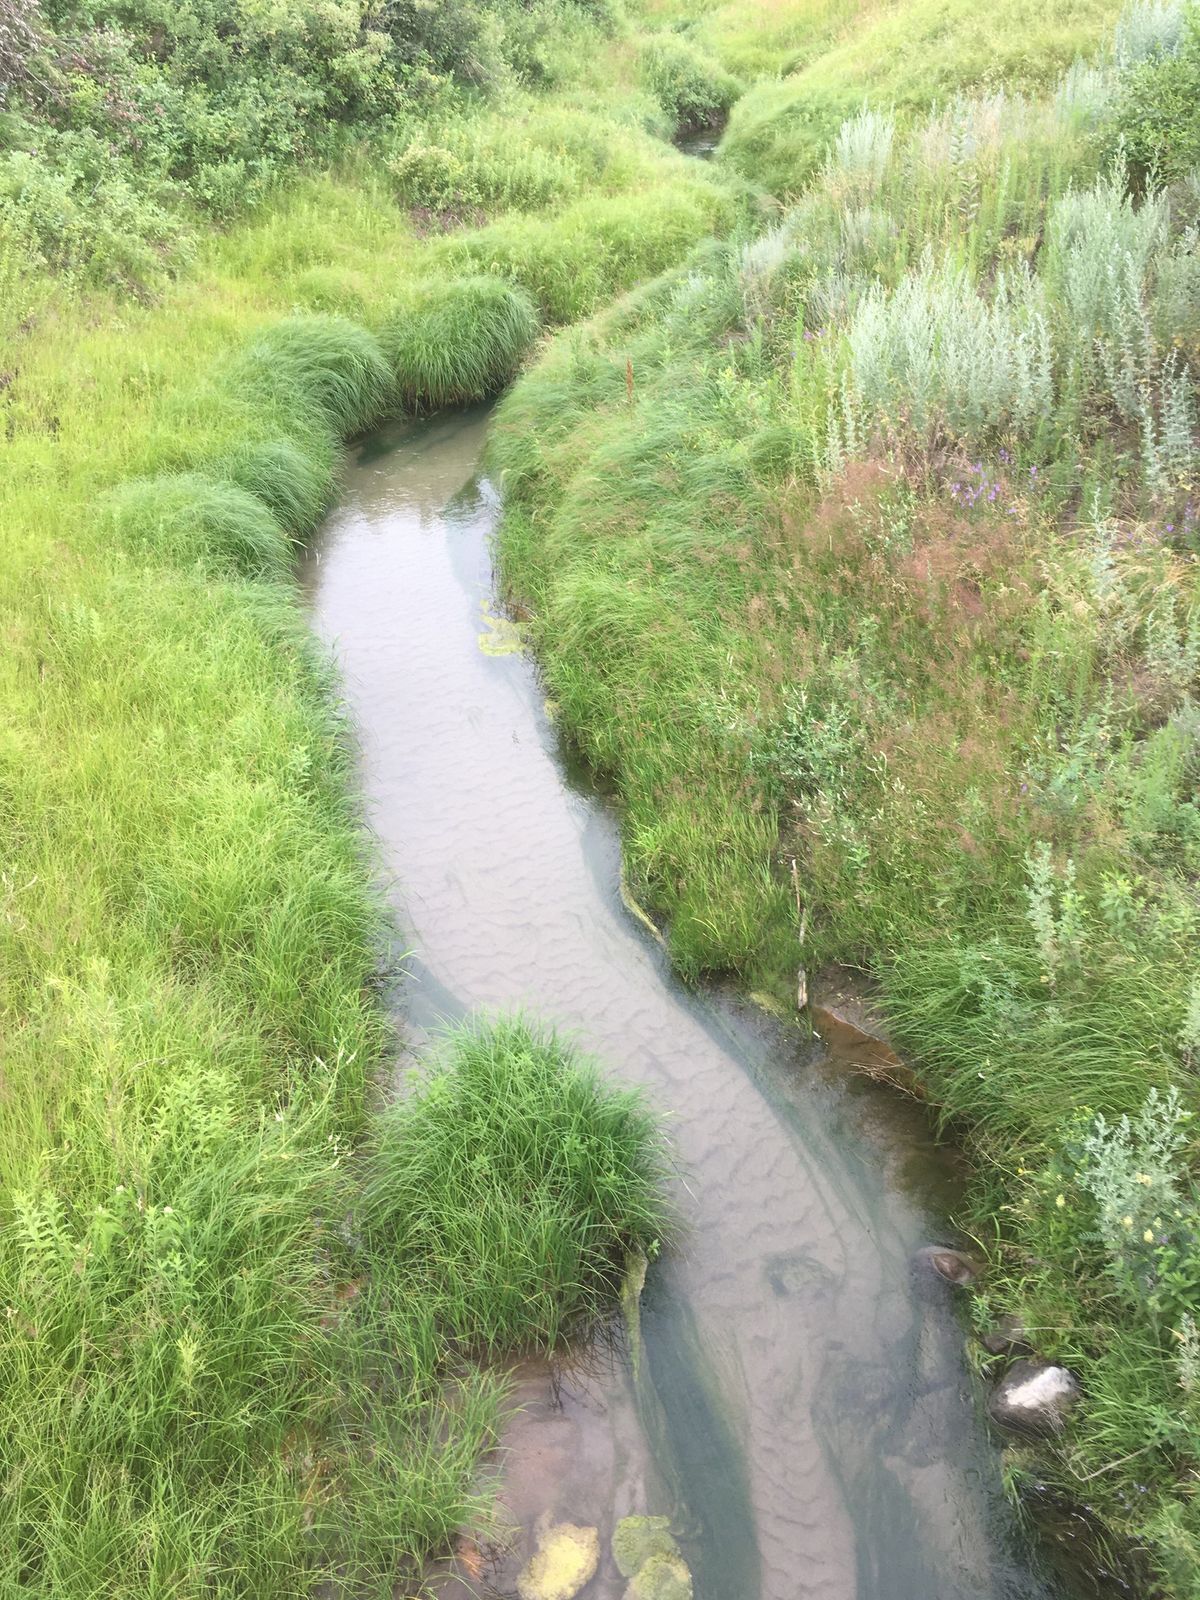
[383,276,541,410]
[362,1015,674,1354]
[231,314,395,441]
[217,437,338,535]
[99,473,292,579]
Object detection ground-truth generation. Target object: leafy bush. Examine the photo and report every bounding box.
[383,275,540,408]
[389,140,477,212]
[0,138,189,290]
[1071,1087,1198,1323]
[361,1016,673,1352]
[230,314,394,441]
[1106,9,1200,184]
[99,474,291,578]
[388,127,582,215]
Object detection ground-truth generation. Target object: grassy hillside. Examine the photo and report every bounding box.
[491,1,1200,1588]
[720,0,1123,191]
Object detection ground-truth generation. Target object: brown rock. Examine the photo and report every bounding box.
[915,1245,981,1285]
[811,967,924,1097]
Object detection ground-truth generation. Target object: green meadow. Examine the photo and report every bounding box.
[2,0,1198,1592]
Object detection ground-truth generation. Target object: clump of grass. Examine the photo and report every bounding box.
[362,1015,674,1353]
[383,276,541,410]
[98,473,292,578]
[217,437,337,535]
[638,34,742,133]
[436,184,738,322]
[231,314,395,441]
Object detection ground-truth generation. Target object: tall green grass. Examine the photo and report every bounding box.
[363,1017,674,1353]
[231,314,396,440]
[99,472,295,579]
[384,277,541,409]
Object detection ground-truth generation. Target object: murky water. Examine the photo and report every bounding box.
[303,409,1063,1600]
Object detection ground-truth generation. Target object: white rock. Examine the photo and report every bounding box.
[989,1360,1080,1435]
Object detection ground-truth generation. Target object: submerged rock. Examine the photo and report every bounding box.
[980,1314,1033,1356]
[624,1552,694,1600]
[612,1515,679,1579]
[516,1521,600,1600]
[810,966,925,1096]
[989,1360,1080,1436]
[915,1245,980,1285]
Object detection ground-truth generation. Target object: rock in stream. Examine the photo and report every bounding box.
[988,1360,1080,1436]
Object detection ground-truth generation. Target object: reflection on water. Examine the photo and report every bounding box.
[303,409,1062,1600]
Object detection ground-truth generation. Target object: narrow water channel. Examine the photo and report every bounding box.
[303,409,1062,1600]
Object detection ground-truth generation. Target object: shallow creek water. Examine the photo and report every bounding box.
[303,409,1064,1600]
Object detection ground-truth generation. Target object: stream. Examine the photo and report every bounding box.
[302,408,1065,1600]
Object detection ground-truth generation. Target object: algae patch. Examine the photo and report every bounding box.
[625,1551,694,1600]
[612,1514,680,1578]
[516,1520,600,1600]
[478,596,526,656]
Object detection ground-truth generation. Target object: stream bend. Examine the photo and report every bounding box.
[303,409,1059,1600]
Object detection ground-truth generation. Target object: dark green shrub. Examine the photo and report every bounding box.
[388,141,479,212]
[382,276,540,408]
[232,315,394,440]
[1105,14,1200,186]
[361,1015,673,1352]
[100,473,291,579]
[0,137,190,290]
[217,439,336,536]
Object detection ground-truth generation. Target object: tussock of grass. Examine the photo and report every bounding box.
[231,313,395,441]
[99,473,293,578]
[218,437,337,534]
[383,276,541,409]
[363,1016,673,1353]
